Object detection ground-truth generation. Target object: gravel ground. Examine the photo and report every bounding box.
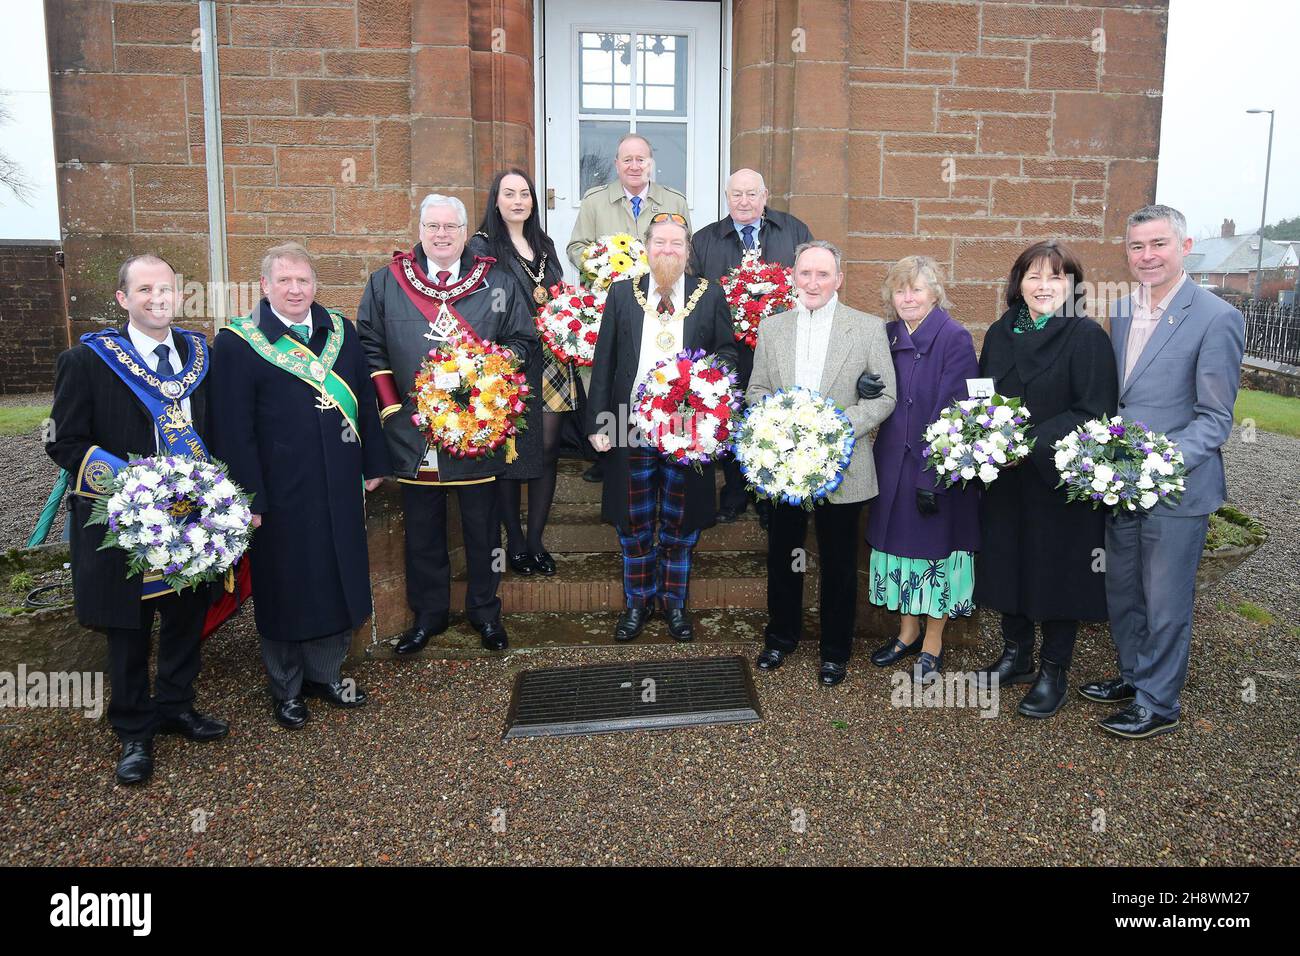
[0,393,64,552]
[0,414,1295,866]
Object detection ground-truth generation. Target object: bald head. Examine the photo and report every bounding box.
[725,168,768,227]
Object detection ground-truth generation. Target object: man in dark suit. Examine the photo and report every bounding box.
[586,213,739,642]
[210,243,390,730]
[46,254,228,785]
[689,169,813,525]
[358,194,537,654]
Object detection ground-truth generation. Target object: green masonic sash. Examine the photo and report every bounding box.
[228,308,361,438]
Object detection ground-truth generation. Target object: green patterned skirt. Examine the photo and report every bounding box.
[868,549,976,619]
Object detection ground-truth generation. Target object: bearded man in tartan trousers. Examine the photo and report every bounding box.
[586,213,739,643]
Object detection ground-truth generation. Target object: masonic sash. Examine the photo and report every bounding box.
[226,307,361,438]
[80,326,211,600]
[387,250,491,345]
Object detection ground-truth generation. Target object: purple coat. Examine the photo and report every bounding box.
[866,307,982,560]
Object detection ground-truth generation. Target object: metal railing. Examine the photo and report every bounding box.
[1239,299,1300,368]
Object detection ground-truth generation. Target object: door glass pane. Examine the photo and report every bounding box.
[578,119,629,195]
[636,34,687,116]
[580,32,632,114]
[638,123,686,195]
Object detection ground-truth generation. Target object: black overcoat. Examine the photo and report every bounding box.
[585,274,739,533]
[356,247,538,481]
[466,233,563,480]
[208,301,390,642]
[47,327,214,630]
[973,309,1119,622]
[687,207,813,389]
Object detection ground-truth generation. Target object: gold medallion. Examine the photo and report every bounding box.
[310,360,327,382]
[656,329,676,351]
[533,285,548,305]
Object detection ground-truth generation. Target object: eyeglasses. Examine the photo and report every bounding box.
[420,222,464,234]
[649,213,688,226]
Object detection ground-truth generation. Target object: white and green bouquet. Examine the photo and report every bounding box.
[734,387,854,510]
[922,394,1034,488]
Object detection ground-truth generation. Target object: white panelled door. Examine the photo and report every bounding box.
[540,0,724,280]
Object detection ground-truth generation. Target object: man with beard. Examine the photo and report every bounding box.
[358,194,537,653]
[689,168,816,527]
[210,243,390,729]
[586,213,738,642]
[46,254,228,784]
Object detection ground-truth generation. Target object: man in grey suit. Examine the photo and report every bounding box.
[1081,204,1245,738]
[746,240,897,686]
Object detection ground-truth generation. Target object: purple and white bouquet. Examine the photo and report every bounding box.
[87,455,254,591]
[734,387,855,510]
[922,394,1034,488]
[1053,417,1187,512]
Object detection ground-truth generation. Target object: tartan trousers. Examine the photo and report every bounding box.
[617,447,701,609]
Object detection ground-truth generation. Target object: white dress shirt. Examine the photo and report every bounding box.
[631,274,687,405]
[127,322,191,452]
[793,292,838,391]
[419,257,463,471]
[270,303,314,339]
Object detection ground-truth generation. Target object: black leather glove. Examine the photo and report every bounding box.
[856,371,884,399]
[916,488,939,516]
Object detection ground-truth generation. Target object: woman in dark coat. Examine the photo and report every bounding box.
[468,168,567,577]
[866,256,981,682]
[974,240,1119,718]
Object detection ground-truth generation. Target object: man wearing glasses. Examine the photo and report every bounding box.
[358,194,537,654]
[690,169,815,526]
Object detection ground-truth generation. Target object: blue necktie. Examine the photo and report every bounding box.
[153,343,171,371]
[742,224,755,250]
[631,195,642,219]
[289,323,311,344]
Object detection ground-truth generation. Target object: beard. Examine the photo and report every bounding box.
[649,253,685,291]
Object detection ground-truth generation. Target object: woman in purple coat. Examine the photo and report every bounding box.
[865,257,981,681]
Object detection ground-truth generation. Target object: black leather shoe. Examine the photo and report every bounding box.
[615,606,652,642]
[158,709,229,742]
[1098,702,1179,739]
[531,551,557,575]
[476,619,509,651]
[582,463,604,483]
[115,739,154,785]
[870,634,923,667]
[1018,660,1068,718]
[913,650,943,683]
[273,697,309,729]
[755,647,788,671]
[664,607,694,641]
[975,641,1036,686]
[302,679,368,709]
[1079,676,1136,703]
[819,661,848,686]
[714,504,742,524]
[508,552,536,575]
[394,614,449,656]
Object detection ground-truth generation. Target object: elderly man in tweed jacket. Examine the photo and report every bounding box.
[746,240,897,686]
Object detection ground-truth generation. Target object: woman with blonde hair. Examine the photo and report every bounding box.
[865,256,981,682]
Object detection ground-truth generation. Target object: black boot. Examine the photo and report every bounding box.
[975,640,1035,686]
[1018,660,1068,718]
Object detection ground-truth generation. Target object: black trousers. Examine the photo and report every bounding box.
[1001,613,1079,669]
[401,481,501,627]
[764,500,864,665]
[103,587,208,742]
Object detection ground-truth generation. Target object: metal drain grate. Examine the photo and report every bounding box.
[504,655,762,739]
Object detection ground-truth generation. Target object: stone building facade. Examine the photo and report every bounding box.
[45,0,1168,341]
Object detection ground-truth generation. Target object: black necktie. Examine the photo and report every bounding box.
[153,343,171,372]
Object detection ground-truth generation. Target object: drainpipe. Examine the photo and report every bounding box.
[199,0,229,329]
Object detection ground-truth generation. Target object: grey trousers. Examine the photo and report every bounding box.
[261,629,351,700]
[1105,511,1210,720]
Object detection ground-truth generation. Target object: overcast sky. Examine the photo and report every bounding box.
[0,0,1295,242]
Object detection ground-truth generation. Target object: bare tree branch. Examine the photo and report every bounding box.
[0,90,35,206]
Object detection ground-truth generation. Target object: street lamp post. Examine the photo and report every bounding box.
[1247,108,1275,300]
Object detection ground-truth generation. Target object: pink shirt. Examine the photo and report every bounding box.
[1124,272,1186,381]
